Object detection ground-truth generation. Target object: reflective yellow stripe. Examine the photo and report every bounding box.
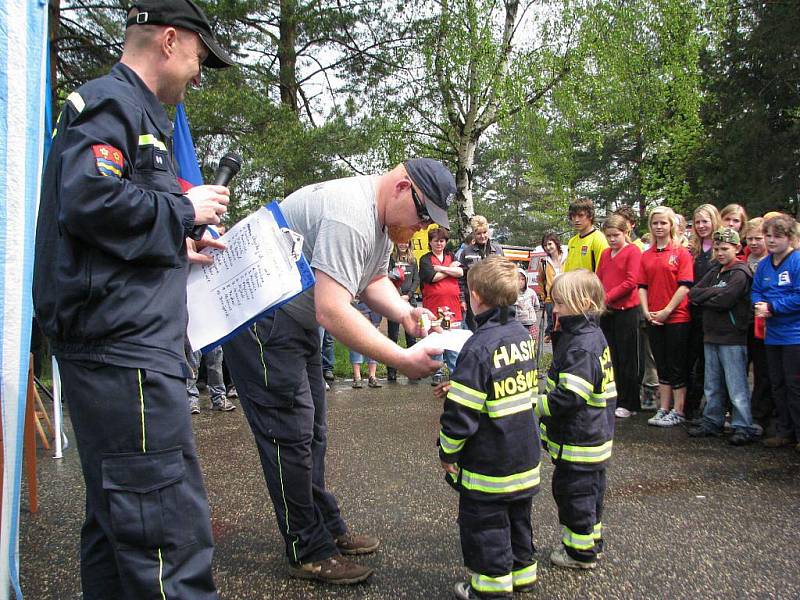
[512,561,537,586]
[450,380,487,400]
[138,369,146,453]
[138,134,167,151]
[439,431,465,454]
[545,376,555,392]
[560,440,613,463]
[593,522,603,540]
[563,526,595,550]
[157,548,166,599]
[253,324,268,387]
[471,572,513,593]
[485,390,532,417]
[460,464,540,494]
[539,394,551,417]
[538,423,560,459]
[276,440,299,562]
[67,91,85,113]
[447,380,486,411]
[560,372,592,402]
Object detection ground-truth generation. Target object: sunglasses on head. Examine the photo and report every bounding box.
[410,185,433,225]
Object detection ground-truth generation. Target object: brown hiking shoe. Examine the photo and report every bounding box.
[335,531,380,555]
[288,555,373,584]
[763,436,793,448]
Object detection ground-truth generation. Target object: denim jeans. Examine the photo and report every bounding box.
[702,343,756,435]
[434,350,458,374]
[204,346,227,403]
[544,302,555,337]
[318,327,335,371]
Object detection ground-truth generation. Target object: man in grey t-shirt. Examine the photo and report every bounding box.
[223,159,455,584]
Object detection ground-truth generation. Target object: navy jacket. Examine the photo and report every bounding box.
[34,63,196,377]
[439,307,541,501]
[536,314,615,471]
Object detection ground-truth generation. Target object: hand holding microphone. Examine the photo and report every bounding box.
[188,152,242,240]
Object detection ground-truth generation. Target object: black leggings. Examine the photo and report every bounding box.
[600,307,644,411]
[646,322,690,389]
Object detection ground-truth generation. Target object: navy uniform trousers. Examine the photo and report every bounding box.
[58,359,217,600]
[552,466,606,563]
[458,495,537,598]
[223,309,347,565]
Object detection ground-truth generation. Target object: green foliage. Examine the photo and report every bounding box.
[688,0,800,216]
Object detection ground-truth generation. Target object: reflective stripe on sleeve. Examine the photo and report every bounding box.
[447,380,487,411]
[593,522,603,540]
[559,372,592,402]
[438,431,466,455]
[460,464,540,494]
[588,382,617,408]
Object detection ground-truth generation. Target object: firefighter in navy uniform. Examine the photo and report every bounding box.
[437,257,541,600]
[32,2,234,598]
[534,270,616,570]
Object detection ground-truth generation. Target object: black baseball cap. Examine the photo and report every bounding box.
[404,158,456,228]
[127,0,235,69]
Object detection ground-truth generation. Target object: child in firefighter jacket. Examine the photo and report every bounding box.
[535,269,615,570]
[436,256,541,600]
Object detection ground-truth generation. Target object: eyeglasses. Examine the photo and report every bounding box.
[410,185,433,225]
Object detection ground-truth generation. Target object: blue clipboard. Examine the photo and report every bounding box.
[198,201,315,353]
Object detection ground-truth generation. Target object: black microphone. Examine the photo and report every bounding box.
[190,151,243,240]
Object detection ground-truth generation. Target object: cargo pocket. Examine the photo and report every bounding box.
[102,447,194,549]
[458,505,511,573]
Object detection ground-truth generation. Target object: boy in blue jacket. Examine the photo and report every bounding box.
[436,256,541,600]
[535,269,615,570]
[752,214,800,450]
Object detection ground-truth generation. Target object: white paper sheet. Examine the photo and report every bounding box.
[414,329,473,353]
[187,207,305,351]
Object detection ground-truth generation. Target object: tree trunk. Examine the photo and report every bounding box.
[454,138,477,237]
[278,0,299,114]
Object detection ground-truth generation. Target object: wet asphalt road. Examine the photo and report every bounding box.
[19,378,800,599]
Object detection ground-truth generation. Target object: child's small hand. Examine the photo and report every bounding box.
[440,460,458,475]
[433,381,451,398]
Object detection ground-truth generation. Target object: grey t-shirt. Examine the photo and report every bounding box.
[279,175,392,329]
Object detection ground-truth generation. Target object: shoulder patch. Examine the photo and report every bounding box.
[92,144,124,177]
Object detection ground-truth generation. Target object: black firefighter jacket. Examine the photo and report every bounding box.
[438,307,542,501]
[536,314,616,471]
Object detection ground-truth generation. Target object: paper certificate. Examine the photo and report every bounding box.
[187,203,314,352]
[414,329,473,353]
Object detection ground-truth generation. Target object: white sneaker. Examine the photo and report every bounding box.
[647,408,668,426]
[654,409,685,427]
[615,407,635,418]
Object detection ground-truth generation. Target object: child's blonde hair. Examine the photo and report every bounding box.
[470,215,489,235]
[648,206,682,245]
[689,203,722,255]
[602,214,631,242]
[744,217,764,238]
[551,269,606,316]
[467,256,518,307]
